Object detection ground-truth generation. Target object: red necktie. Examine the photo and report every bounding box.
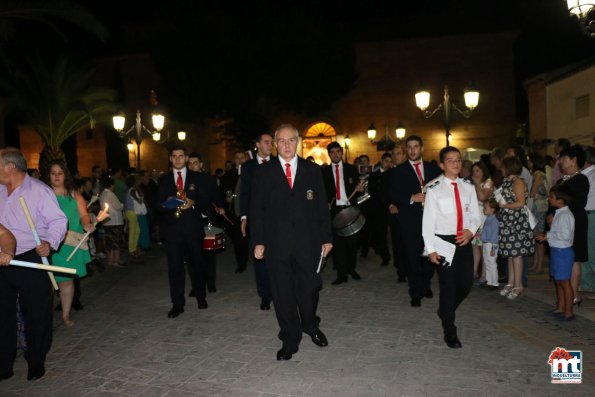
[413,162,424,186]
[176,171,183,191]
[285,163,292,189]
[335,164,341,200]
[452,182,463,233]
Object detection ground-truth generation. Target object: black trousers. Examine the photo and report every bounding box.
[332,232,358,280]
[402,232,434,300]
[370,211,390,262]
[435,235,473,338]
[268,251,321,350]
[0,249,53,373]
[254,258,272,302]
[228,216,248,270]
[164,239,206,307]
[389,215,407,278]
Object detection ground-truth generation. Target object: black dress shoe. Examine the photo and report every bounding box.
[235,267,246,274]
[349,271,361,280]
[188,289,196,297]
[397,276,407,283]
[410,298,421,307]
[332,278,347,285]
[310,330,328,347]
[207,285,217,293]
[444,335,462,349]
[260,299,271,310]
[27,365,45,381]
[197,299,208,309]
[437,309,442,319]
[167,306,184,318]
[425,289,433,298]
[72,301,84,311]
[276,347,298,361]
[0,369,14,381]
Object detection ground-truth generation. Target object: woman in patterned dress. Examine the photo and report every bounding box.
[497,157,535,299]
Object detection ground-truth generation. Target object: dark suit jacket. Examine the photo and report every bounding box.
[250,157,332,260]
[157,169,220,242]
[368,169,391,216]
[322,162,361,208]
[219,168,239,215]
[388,160,441,235]
[239,156,276,219]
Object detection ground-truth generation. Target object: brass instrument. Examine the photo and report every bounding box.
[174,189,187,218]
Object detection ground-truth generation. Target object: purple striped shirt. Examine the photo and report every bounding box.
[0,174,67,255]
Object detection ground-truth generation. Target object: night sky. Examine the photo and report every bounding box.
[4,0,595,141]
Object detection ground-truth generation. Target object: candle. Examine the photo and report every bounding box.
[66,203,110,261]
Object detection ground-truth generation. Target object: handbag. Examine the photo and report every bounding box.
[524,205,538,230]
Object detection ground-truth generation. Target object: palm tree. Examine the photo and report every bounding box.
[0,56,116,169]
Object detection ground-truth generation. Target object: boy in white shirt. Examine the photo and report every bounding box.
[536,185,575,321]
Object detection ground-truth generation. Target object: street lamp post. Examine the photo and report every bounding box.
[566,0,595,37]
[367,122,406,151]
[113,109,165,170]
[414,85,479,147]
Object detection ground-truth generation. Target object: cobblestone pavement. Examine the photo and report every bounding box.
[1,245,594,397]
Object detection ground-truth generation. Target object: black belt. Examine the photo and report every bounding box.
[436,234,457,244]
[335,205,351,209]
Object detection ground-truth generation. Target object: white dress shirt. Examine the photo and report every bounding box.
[547,206,575,248]
[332,161,350,206]
[582,165,595,211]
[422,175,481,254]
[257,155,270,165]
[172,167,187,187]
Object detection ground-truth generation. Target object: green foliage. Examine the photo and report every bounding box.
[0,56,117,151]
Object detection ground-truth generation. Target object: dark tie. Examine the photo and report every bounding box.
[335,164,341,200]
[452,182,463,233]
[285,163,292,189]
[413,162,424,186]
[176,171,183,191]
[261,159,267,164]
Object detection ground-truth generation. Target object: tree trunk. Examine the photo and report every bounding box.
[39,144,66,175]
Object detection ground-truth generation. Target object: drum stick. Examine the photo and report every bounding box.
[18,196,59,290]
[212,203,234,225]
[347,180,367,203]
[10,259,77,274]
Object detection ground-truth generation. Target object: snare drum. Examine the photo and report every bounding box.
[203,225,225,251]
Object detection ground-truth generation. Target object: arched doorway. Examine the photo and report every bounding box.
[302,122,337,165]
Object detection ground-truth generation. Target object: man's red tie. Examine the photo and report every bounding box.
[285,163,292,189]
[452,182,463,233]
[413,162,424,186]
[176,171,183,191]
[335,164,341,200]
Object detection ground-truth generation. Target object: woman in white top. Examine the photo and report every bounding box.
[99,177,125,267]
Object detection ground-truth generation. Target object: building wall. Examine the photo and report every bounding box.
[323,31,518,163]
[524,76,547,150]
[546,65,595,148]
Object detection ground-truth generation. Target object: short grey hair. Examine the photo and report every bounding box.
[274,124,299,140]
[0,147,27,172]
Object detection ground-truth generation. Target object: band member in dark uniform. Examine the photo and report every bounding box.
[251,124,332,361]
[158,146,218,318]
[323,142,365,285]
[219,151,249,273]
[389,135,441,307]
[368,152,393,266]
[187,152,223,293]
[240,133,274,310]
[422,146,481,348]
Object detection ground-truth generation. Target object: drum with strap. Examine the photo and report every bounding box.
[203,225,225,252]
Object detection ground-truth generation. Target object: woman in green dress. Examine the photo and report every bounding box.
[46,161,94,327]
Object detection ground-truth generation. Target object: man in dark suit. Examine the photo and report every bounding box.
[219,151,249,273]
[239,133,274,310]
[251,124,333,361]
[323,142,364,285]
[158,146,219,317]
[389,135,441,307]
[368,152,393,266]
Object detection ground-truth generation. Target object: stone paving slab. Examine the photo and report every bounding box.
[0,245,594,396]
